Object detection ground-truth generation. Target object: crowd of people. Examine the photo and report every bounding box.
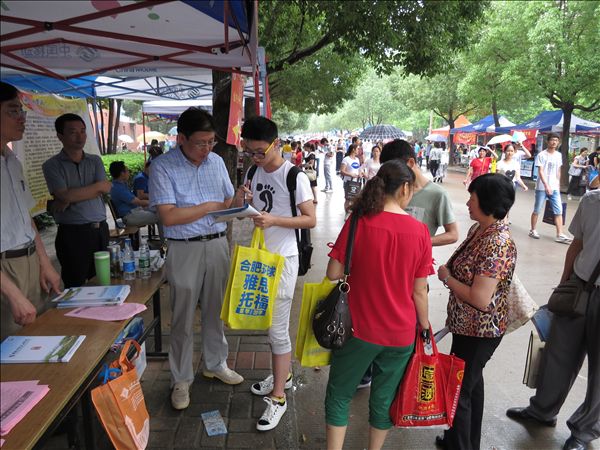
[1,79,599,450]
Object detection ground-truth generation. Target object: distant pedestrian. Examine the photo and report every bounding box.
[464,146,491,187]
[497,143,528,192]
[322,138,334,192]
[361,144,381,180]
[336,139,344,174]
[567,148,588,199]
[507,189,600,450]
[429,143,442,181]
[528,133,572,244]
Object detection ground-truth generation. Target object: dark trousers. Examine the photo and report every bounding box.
[430,160,440,178]
[444,334,502,450]
[56,222,109,288]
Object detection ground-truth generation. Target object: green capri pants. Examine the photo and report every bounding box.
[325,336,414,429]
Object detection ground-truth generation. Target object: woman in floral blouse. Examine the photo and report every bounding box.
[436,173,517,450]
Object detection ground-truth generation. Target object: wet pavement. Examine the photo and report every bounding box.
[40,166,594,450]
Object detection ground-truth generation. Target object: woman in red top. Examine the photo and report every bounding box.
[325,159,433,450]
[464,146,491,187]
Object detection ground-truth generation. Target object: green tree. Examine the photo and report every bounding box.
[260,0,487,113]
[271,106,310,135]
[517,0,600,186]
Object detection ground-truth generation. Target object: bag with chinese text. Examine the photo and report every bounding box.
[221,228,284,330]
[91,340,149,450]
[390,327,465,429]
[296,277,336,367]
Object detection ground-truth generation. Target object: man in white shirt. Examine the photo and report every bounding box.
[529,133,571,243]
[1,82,61,339]
[234,116,316,431]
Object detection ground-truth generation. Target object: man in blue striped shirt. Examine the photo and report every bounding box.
[149,107,243,410]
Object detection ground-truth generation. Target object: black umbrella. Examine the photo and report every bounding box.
[359,124,406,141]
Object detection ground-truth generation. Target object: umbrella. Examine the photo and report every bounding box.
[136,131,166,142]
[486,134,513,146]
[359,124,406,141]
[118,134,134,143]
[425,133,447,142]
[168,125,178,136]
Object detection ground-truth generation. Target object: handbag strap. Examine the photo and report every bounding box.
[343,214,359,277]
[584,259,600,292]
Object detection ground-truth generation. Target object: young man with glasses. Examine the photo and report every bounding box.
[233,116,316,431]
[1,82,61,339]
[149,107,243,410]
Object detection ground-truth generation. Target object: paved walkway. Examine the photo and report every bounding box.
[41,166,595,450]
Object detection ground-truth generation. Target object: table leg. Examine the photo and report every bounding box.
[81,391,96,450]
[153,288,162,352]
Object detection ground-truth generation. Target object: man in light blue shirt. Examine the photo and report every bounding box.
[149,107,243,410]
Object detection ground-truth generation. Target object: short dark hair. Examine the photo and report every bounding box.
[380,139,415,163]
[346,143,357,157]
[468,173,515,220]
[547,132,560,141]
[177,107,215,138]
[55,113,85,134]
[241,116,278,142]
[109,161,127,179]
[320,137,328,145]
[351,136,358,143]
[0,81,19,103]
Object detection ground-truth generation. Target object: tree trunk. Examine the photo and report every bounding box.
[491,98,500,128]
[111,99,122,154]
[107,99,114,155]
[98,100,106,154]
[560,105,574,192]
[244,97,257,120]
[212,70,238,187]
[447,110,456,166]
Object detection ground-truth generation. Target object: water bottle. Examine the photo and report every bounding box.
[122,238,136,281]
[138,237,151,280]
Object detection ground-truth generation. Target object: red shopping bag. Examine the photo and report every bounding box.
[390,328,465,428]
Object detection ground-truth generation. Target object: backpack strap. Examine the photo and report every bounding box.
[286,165,302,248]
[246,164,258,184]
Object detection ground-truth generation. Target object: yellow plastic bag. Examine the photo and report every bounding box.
[221,228,284,330]
[295,277,336,367]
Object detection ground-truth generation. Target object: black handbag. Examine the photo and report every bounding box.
[312,214,358,349]
[547,259,600,317]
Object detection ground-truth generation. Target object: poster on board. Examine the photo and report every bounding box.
[11,91,100,215]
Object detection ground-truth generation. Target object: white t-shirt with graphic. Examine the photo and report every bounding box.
[246,161,313,257]
[496,158,521,182]
[535,150,562,191]
[341,156,361,181]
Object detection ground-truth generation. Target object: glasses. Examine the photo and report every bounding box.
[243,140,276,160]
[191,139,217,149]
[6,109,27,119]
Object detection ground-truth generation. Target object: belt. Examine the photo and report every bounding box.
[1,242,36,260]
[59,221,106,229]
[168,231,227,242]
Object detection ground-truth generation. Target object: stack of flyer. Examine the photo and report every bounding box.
[0,381,50,435]
[1,335,86,364]
[52,285,131,308]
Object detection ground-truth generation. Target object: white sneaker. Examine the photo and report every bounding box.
[202,367,244,385]
[250,373,293,396]
[528,230,540,239]
[171,382,190,410]
[555,234,572,244]
[567,195,573,200]
[256,396,287,431]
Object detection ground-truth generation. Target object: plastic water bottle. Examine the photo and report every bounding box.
[138,237,151,280]
[122,238,136,281]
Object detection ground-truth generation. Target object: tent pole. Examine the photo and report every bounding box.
[91,91,101,150]
[253,71,260,115]
[142,104,147,163]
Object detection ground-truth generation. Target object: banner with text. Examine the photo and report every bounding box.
[12,92,100,215]
[226,73,246,147]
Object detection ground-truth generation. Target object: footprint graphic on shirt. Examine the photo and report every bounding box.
[256,183,275,213]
